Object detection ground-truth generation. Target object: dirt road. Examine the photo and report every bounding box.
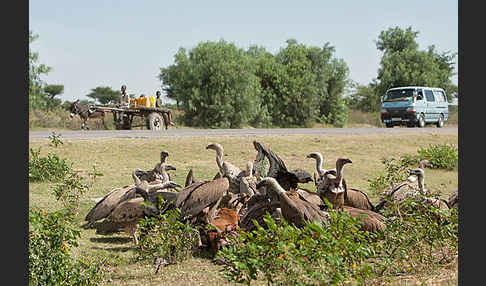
[29,127,458,141]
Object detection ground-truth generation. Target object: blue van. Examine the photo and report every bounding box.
[380,86,449,128]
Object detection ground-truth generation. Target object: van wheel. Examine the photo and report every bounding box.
[436,114,444,128]
[417,114,425,128]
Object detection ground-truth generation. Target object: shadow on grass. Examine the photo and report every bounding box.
[91,245,135,253]
[90,236,133,244]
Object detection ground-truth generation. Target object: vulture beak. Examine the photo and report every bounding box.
[166,165,177,171]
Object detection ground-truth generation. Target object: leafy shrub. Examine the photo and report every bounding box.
[29,147,73,182]
[368,156,415,193]
[218,196,458,285]
[417,144,458,170]
[218,211,377,285]
[29,209,103,286]
[137,205,200,265]
[51,171,90,216]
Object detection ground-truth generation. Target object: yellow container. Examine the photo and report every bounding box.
[149,96,156,107]
[137,97,150,107]
[129,98,137,107]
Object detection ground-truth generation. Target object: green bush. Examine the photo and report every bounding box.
[29,209,103,286]
[217,197,458,285]
[137,205,200,265]
[368,156,415,193]
[29,147,73,182]
[417,144,458,170]
[218,211,377,285]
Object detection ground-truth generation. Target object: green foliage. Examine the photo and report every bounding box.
[160,40,264,128]
[345,82,381,113]
[29,209,104,286]
[137,204,200,265]
[29,147,73,182]
[375,196,458,277]
[218,198,458,285]
[159,39,350,128]
[375,26,457,101]
[218,212,377,285]
[85,86,120,105]
[29,135,103,285]
[368,156,416,193]
[44,84,65,110]
[417,144,458,170]
[29,31,52,110]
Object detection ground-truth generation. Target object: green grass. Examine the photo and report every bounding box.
[29,132,458,285]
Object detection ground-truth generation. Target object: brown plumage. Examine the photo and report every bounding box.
[317,158,353,209]
[375,168,448,212]
[85,168,176,225]
[256,177,329,228]
[239,161,258,196]
[344,188,374,211]
[239,194,284,231]
[306,152,327,185]
[105,181,182,245]
[341,206,386,232]
[175,177,230,223]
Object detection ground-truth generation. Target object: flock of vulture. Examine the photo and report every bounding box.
[84,140,459,251]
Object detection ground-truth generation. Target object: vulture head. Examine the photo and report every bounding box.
[418,159,433,169]
[306,152,323,161]
[206,143,224,153]
[409,168,425,177]
[160,151,170,163]
[291,168,313,184]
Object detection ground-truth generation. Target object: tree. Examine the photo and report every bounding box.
[85,86,120,105]
[375,26,457,101]
[159,40,263,128]
[345,81,380,113]
[44,84,64,110]
[29,31,52,109]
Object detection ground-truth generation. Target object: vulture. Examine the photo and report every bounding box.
[341,206,386,233]
[316,158,353,209]
[85,167,176,226]
[175,177,231,224]
[448,189,458,209]
[239,161,258,196]
[135,150,171,182]
[206,143,245,193]
[256,177,329,228]
[252,140,306,191]
[239,195,282,231]
[104,179,182,245]
[307,152,373,210]
[374,168,448,212]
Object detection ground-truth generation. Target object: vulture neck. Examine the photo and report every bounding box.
[314,154,325,176]
[213,147,225,175]
[335,162,345,186]
[267,179,299,210]
[417,174,425,195]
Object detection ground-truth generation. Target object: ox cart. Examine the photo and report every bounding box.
[92,105,175,130]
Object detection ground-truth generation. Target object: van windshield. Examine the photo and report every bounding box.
[384,89,415,102]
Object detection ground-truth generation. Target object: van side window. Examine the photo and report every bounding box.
[425,90,435,102]
[434,91,444,102]
[439,91,447,102]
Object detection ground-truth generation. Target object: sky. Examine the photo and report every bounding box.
[29,1,458,103]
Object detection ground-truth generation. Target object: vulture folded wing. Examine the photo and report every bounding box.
[179,177,230,219]
[175,180,209,208]
[345,188,374,210]
[85,185,133,223]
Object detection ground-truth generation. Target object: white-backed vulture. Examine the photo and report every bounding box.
[105,181,182,245]
[175,177,231,223]
[256,177,329,228]
[134,150,171,182]
[239,161,258,196]
[374,168,448,212]
[85,167,177,225]
[306,152,373,210]
[239,195,282,231]
[206,143,244,193]
[317,158,353,209]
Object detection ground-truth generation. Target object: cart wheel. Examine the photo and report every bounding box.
[146,112,163,130]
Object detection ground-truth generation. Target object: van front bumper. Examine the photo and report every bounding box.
[381,112,419,125]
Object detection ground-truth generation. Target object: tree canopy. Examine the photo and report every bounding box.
[85,86,120,105]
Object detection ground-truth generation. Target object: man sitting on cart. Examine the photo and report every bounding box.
[115,84,130,124]
[155,91,163,108]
